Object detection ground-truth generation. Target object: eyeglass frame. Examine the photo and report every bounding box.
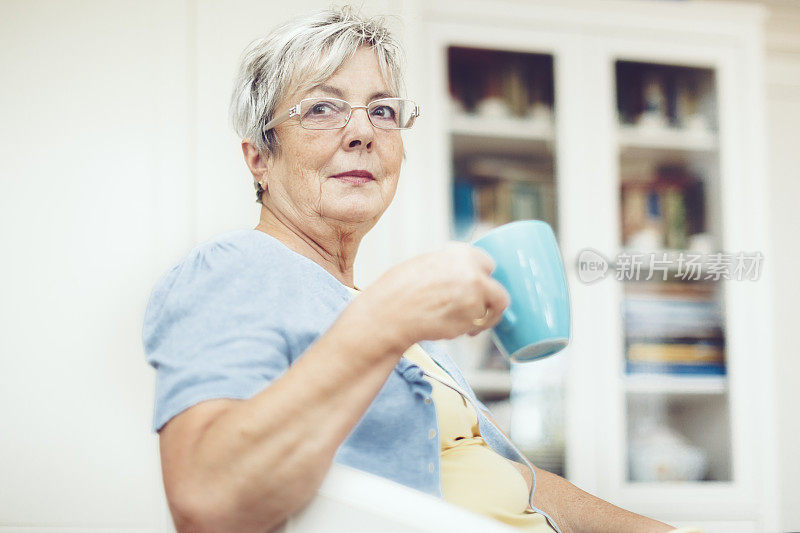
[262,96,421,133]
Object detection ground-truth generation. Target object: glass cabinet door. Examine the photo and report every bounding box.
[613,60,735,484]
[440,45,567,477]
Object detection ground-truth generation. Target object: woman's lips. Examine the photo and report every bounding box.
[330,170,375,185]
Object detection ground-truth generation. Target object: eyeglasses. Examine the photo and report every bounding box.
[263,97,421,133]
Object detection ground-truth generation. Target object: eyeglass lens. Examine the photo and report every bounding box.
[299,98,416,129]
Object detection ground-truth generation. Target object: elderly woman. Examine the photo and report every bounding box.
[143,6,682,533]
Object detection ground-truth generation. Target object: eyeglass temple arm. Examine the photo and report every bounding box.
[263,104,301,133]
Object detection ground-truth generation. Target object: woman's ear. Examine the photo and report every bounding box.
[241,139,268,173]
[241,138,273,190]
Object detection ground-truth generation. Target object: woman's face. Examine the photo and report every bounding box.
[263,47,404,233]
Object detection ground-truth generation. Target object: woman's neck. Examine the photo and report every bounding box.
[254,204,362,289]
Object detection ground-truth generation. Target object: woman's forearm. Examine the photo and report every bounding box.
[481,408,673,532]
[179,299,410,532]
[531,466,674,533]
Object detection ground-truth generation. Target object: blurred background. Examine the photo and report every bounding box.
[1,0,798,531]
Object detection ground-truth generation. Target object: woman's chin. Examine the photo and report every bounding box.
[323,201,382,225]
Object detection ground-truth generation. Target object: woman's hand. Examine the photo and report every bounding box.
[356,241,511,350]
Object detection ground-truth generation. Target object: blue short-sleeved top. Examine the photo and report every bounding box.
[142,228,540,505]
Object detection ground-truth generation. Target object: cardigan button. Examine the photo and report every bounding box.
[428,428,436,439]
[428,462,434,473]
[424,397,432,405]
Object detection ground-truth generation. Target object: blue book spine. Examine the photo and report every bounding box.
[452,179,476,239]
[625,361,727,376]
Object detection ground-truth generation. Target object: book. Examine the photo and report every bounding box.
[624,280,716,301]
[467,156,553,183]
[627,340,724,364]
[624,297,723,320]
[511,181,543,220]
[625,361,726,376]
[663,186,688,249]
[495,181,514,225]
[452,178,476,239]
[621,184,648,243]
[623,296,724,339]
[620,165,704,250]
[475,182,496,224]
[626,324,724,340]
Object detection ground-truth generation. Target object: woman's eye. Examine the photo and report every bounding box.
[371,105,396,119]
[305,100,346,117]
[310,102,335,115]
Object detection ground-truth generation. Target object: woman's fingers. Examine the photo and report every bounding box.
[467,246,505,328]
[468,277,509,336]
[470,246,497,275]
[486,278,510,319]
[382,242,508,341]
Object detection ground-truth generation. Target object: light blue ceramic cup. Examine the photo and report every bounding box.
[472,220,571,362]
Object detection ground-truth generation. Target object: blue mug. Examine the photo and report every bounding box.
[472,220,571,362]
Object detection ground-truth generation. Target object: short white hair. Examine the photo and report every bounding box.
[229,5,406,204]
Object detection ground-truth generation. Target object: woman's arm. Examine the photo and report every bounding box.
[530,465,674,533]
[482,410,674,533]
[161,242,510,532]
[164,297,410,533]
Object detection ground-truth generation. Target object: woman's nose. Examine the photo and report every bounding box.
[342,108,375,150]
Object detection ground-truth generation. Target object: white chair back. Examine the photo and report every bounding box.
[278,463,520,533]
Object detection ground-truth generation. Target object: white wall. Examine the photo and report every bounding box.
[698,2,800,529]
[762,3,800,530]
[1,0,797,531]
[0,0,170,529]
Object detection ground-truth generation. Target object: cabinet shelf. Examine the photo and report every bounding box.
[451,114,554,140]
[624,374,727,395]
[618,124,718,163]
[464,368,512,397]
[450,114,554,159]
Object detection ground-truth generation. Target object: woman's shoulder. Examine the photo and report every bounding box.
[153,229,256,287]
[155,228,297,285]
[143,228,347,331]
[147,228,336,307]
[145,230,287,313]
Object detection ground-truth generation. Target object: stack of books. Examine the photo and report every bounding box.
[623,281,725,375]
[451,157,556,239]
[620,164,705,250]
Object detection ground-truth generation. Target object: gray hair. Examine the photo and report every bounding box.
[229,5,406,204]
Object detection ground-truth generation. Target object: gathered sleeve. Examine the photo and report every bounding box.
[142,240,291,433]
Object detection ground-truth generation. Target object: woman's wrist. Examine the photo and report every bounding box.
[339,295,414,359]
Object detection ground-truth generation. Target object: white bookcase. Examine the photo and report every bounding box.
[400,1,775,531]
